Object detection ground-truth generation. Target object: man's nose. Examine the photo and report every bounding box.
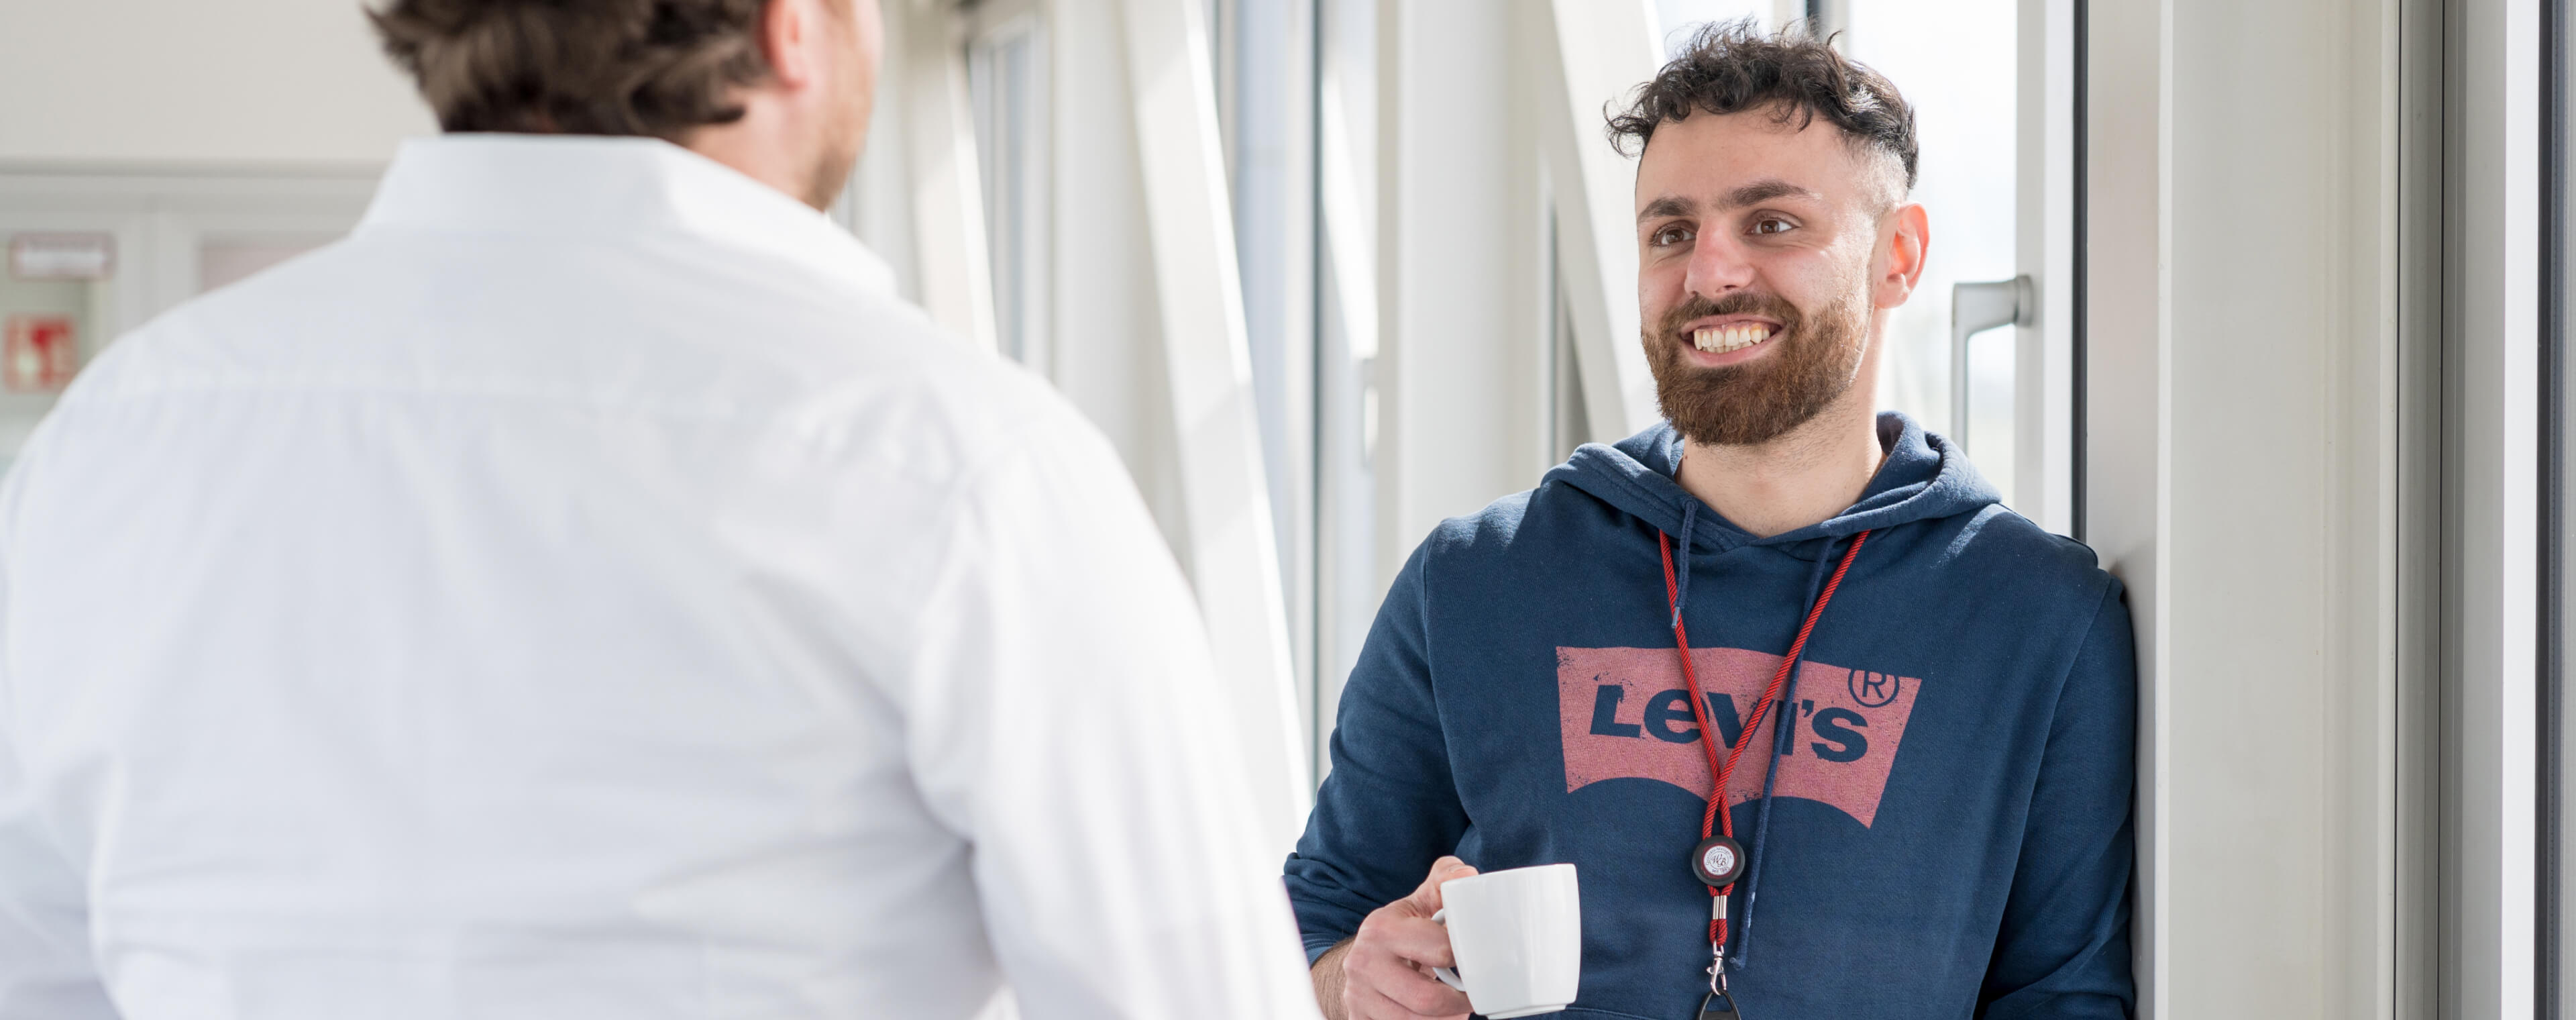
[1683,232,1756,299]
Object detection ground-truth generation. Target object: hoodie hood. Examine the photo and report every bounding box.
[1544,411,2002,556]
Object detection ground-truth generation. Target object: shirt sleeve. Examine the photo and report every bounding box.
[890,415,1321,1020]
[0,462,121,1019]
[1978,576,2138,1019]
[1281,541,1470,963]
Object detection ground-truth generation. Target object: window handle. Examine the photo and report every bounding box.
[1949,275,2036,452]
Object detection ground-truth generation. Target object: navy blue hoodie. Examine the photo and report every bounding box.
[1284,413,2135,1019]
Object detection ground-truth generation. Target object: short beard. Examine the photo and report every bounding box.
[803,62,869,209]
[805,139,859,210]
[1646,280,1869,448]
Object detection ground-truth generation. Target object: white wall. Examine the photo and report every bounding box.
[1045,0,1195,570]
[1373,0,1551,580]
[2166,0,2365,1009]
[0,0,433,165]
[2088,0,2409,1015]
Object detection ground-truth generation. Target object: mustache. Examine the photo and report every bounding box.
[1657,291,1805,342]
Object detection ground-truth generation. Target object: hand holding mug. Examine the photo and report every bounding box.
[1336,856,1479,1020]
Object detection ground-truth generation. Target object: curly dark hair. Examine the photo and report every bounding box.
[368,0,775,139]
[1608,19,1917,195]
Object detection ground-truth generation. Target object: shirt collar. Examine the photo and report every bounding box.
[357,133,897,297]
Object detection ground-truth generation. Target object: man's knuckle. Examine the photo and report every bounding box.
[1400,983,1462,1016]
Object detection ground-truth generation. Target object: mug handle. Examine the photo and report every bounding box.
[1428,909,1466,992]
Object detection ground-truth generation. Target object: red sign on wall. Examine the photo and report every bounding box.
[3,316,78,393]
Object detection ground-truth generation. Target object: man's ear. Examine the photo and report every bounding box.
[760,0,822,90]
[1872,202,1931,309]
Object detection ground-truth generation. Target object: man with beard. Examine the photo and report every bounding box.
[1287,21,2135,1020]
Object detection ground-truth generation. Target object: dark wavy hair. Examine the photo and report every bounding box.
[1608,19,1917,195]
[368,0,775,140]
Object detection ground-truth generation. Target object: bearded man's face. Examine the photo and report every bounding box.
[1645,269,1870,446]
[1631,107,1920,448]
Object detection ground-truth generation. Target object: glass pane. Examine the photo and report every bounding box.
[1217,0,1319,737]
[1314,0,1378,776]
[1199,0,1324,756]
[1548,259,1589,466]
[968,18,1051,372]
[1841,0,2019,501]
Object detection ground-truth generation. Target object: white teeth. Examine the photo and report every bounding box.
[1691,324,1770,354]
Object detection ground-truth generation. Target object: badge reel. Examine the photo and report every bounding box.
[1691,835,1746,1020]
[1658,525,1870,1020]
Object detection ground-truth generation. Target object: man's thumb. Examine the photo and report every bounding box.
[1407,856,1479,913]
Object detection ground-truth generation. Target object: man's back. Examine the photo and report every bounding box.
[0,136,1314,1019]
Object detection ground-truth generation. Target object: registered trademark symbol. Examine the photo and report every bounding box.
[1848,670,1900,708]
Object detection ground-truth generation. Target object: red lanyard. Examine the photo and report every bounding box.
[1656,528,1870,958]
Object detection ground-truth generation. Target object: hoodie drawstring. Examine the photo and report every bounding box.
[1670,501,1699,631]
[1731,538,1845,970]
[1658,525,1870,983]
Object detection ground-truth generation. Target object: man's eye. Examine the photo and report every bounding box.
[1652,224,1695,248]
[1751,217,1796,236]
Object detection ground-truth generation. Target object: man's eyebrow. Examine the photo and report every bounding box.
[1637,195,1695,222]
[1721,178,1823,208]
[1635,180,1825,223]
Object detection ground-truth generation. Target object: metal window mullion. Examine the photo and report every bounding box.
[2443,0,2546,1015]
[2545,0,2571,1011]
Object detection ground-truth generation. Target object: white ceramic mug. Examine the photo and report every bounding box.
[1428,863,1582,1019]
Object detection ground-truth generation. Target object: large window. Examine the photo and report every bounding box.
[1203,0,1377,771]
[1842,0,2024,501]
[1208,0,1324,748]
[1313,0,1381,765]
[967,5,1051,372]
[1544,248,1589,466]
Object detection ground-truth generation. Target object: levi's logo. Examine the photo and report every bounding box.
[1556,646,1923,828]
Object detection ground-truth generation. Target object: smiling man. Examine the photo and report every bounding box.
[1287,21,2136,1020]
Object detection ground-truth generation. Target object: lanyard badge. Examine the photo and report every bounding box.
[1692,834,1746,886]
[1658,528,1872,1020]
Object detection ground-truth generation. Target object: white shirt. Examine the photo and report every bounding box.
[0,136,1320,1020]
